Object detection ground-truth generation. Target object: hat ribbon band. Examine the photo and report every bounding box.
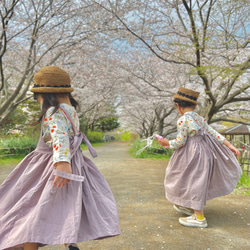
[177,91,197,101]
[33,84,71,88]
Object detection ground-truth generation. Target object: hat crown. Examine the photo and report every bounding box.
[174,87,200,104]
[30,66,73,93]
[34,66,70,87]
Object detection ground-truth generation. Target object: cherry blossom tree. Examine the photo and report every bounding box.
[92,0,250,127]
[0,0,104,127]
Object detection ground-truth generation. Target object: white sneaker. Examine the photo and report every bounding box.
[179,214,208,228]
[173,204,193,216]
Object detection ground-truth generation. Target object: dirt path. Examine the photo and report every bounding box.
[2,142,250,249]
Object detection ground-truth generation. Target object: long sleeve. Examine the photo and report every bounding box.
[169,116,188,150]
[169,112,225,150]
[203,120,225,144]
[43,108,72,166]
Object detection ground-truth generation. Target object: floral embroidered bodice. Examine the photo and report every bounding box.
[42,103,79,165]
[169,112,225,149]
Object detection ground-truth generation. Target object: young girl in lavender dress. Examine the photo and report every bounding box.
[0,66,120,249]
[159,87,242,228]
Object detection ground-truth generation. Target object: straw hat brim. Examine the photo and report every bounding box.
[173,93,197,104]
[30,87,74,93]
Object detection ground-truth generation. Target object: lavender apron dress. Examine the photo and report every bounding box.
[164,116,242,211]
[0,107,120,249]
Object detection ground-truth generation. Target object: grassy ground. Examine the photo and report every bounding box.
[129,139,173,160]
[0,155,24,165]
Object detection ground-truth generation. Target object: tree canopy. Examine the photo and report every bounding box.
[0,0,249,137]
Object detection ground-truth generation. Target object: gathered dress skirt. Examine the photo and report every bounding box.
[0,130,120,249]
[164,128,242,210]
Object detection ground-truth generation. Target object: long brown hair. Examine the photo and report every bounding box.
[33,92,79,124]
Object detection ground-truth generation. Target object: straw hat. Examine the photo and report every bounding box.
[30,66,73,93]
[174,87,200,104]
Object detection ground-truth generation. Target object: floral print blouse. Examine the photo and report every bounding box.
[42,104,79,166]
[169,111,225,150]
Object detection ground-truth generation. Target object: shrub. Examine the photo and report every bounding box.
[0,136,38,156]
[120,130,131,141]
[86,130,104,143]
[236,170,250,194]
[130,139,174,159]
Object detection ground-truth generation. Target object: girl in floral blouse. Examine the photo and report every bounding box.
[0,66,120,250]
[159,87,242,228]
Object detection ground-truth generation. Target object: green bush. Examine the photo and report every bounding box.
[120,130,132,141]
[86,130,104,143]
[130,139,173,159]
[0,136,38,156]
[236,170,250,194]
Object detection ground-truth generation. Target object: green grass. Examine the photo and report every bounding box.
[235,170,250,195]
[0,136,38,156]
[81,141,110,150]
[0,155,25,166]
[130,139,173,160]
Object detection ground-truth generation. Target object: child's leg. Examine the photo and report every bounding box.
[194,209,205,220]
[23,243,37,250]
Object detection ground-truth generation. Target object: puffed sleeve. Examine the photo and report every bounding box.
[44,108,71,166]
[169,116,188,150]
[203,119,225,144]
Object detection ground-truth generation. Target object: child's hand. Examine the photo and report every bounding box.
[227,144,241,157]
[223,140,240,157]
[158,138,170,148]
[53,162,72,187]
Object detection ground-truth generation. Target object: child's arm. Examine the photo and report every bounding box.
[45,108,72,187]
[223,139,240,157]
[204,119,240,157]
[53,161,72,187]
[157,116,188,149]
[203,120,225,144]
